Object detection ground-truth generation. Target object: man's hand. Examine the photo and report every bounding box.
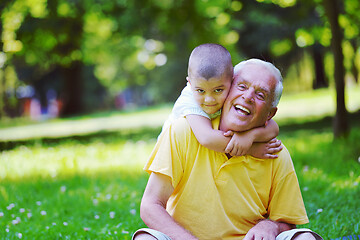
[243,220,280,240]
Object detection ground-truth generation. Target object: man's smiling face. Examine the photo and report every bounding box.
[220,63,278,132]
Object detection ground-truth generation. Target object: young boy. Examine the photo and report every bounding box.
[163,43,280,157]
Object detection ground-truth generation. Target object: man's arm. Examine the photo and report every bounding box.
[140,173,198,240]
[243,219,296,240]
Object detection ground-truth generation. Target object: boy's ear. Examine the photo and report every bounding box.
[186,76,190,85]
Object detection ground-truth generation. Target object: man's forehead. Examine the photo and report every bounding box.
[234,66,275,86]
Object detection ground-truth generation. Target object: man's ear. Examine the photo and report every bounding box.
[267,107,277,121]
[186,76,191,85]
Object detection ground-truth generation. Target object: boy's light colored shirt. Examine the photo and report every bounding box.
[162,83,221,131]
[145,117,309,239]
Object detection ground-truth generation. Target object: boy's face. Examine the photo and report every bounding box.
[187,74,232,115]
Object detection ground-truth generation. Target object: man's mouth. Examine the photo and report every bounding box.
[234,105,251,115]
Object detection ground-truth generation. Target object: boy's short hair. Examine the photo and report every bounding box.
[188,43,233,81]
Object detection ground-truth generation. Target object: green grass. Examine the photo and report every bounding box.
[1,86,360,239]
[0,128,161,239]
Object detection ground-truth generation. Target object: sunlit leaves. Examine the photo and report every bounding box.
[295,29,315,47]
[270,38,293,57]
[195,0,231,18]
[256,0,297,8]
[219,31,239,46]
[230,1,243,11]
[26,0,48,18]
[339,14,359,40]
[84,12,116,40]
[57,1,75,17]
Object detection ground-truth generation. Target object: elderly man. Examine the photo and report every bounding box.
[133,59,323,240]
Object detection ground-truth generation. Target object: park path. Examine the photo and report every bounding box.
[0,109,170,141]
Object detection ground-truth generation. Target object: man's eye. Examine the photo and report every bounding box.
[238,84,247,90]
[256,92,265,100]
[214,89,223,93]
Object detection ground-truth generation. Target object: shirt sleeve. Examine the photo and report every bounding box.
[268,147,309,225]
[145,118,191,188]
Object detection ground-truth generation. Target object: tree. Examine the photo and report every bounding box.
[323,0,349,138]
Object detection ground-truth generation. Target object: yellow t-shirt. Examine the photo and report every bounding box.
[145,117,309,239]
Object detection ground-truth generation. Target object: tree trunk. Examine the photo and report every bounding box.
[312,44,328,89]
[323,0,349,138]
[60,61,83,116]
[350,39,359,83]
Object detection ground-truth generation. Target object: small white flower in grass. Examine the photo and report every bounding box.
[92,199,99,206]
[45,226,50,230]
[106,194,112,200]
[7,203,15,210]
[83,227,90,231]
[36,201,41,206]
[27,213,32,218]
[40,210,47,216]
[130,209,136,215]
[0,212,4,217]
[109,211,115,219]
[52,222,57,226]
[12,219,20,225]
[303,187,309,191]
[6,228,9,232]
[17,233,22,239]
[122,230,129,234]
[63,222,68,226]
[19,208,25,213]
[60,186,66,193]
[317,208,323,213]
[94,215,100,219]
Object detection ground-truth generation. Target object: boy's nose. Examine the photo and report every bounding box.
[204,95,215,103]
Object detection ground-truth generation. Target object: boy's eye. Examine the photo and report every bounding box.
[196,89,205,93]
[214,89,223,93]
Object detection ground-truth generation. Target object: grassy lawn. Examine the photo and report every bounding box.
[1,86,360,239]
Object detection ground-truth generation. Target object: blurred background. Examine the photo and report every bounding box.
[0,0,359,138]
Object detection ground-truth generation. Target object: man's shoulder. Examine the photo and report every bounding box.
[273,144,295,171]
[169,117,192,135]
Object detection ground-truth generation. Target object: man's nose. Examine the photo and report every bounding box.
[242,90,254,103]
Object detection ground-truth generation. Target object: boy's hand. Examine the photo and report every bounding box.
[224,131,254,156]
[248,138,283,159]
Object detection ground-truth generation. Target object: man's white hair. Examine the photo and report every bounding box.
[233,59,283,107]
